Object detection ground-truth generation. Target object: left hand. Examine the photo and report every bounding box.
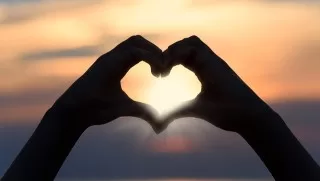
[49,35,164,132]
[158,36,275,133]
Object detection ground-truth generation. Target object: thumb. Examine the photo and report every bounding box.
[159,99,223,128]
[159,100,200,126]
[121,101,166,134]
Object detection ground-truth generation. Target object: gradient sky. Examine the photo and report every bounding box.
[0,0,320,179]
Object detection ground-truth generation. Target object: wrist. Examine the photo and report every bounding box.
[43,106,89,133]
[236,110,283,138]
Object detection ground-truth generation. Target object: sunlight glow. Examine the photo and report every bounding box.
[122,63,201,115]
[146,66,201,114]
[147,78,191,114]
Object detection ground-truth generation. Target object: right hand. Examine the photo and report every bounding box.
[160,36,278,133]
[49,35,164,132]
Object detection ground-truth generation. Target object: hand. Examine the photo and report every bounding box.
[161,36,277,133]
[49,35,164,131]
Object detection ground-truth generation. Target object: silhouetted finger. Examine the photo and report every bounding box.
[159,100,200,125]
[163,36,241,84]
[121,101,167,133]
[126,35,164,75]
[110,47,163,79]
[127,35,163,56]
[123,101,158,122]
[162,37,204,76]
[162,45,196,76]
[159,98,223,128]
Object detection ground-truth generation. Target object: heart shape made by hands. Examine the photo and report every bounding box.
[121,61,201,116]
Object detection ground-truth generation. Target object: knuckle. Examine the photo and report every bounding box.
[126,48,136,58]
[167,44,175,50]
[129,35,143,41]
[182,37,189,41]
[189,35,200,40]
[188,35,206,47]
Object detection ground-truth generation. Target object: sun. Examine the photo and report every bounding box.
[146,65,201,114]
[121,62,201,115]
[147,75,195,114]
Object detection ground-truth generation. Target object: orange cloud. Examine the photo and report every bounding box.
[0,103,51,124]
[1,0,320,124]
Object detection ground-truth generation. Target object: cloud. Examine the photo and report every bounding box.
[0,0,319,120]
[19,32,163,61]
[285,39,320,79]
[0,0,319,127]
[0,0,104,24]
[21,46,102,61]
[0,74,80,124]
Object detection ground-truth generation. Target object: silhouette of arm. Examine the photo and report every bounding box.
[1,110,87,181]
[1,35,163,181]
[239,111,320,181]
[162,35,320,181]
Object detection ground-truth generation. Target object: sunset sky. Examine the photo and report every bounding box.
[0,0,320,121]
[0,0,320,180]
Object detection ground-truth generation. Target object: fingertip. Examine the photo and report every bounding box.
[189,35,200,40]
[160,68,172,77]
[151,69,161,77]
[161,49,175,77]
[150,62,162,78]
[149,53,166,77]
[151,121,168,134]
[163,49,171,66]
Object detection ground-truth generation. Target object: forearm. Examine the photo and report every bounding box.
[239,112,320,181]
[1,108,86,181]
